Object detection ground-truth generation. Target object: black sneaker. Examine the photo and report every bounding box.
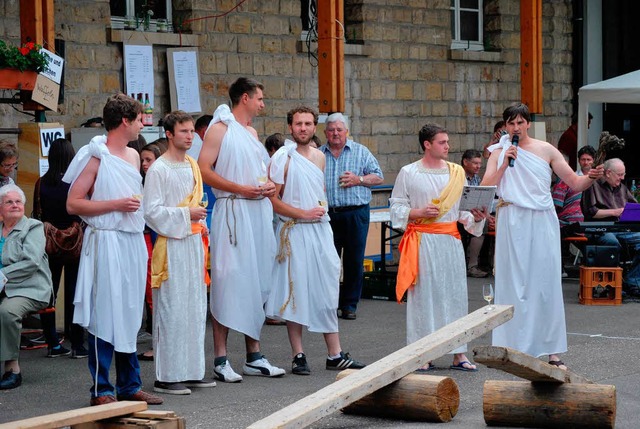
[292,353,311,375]
[71,346,89,359]
[47,346,71,358]
[326,352,366,371]
[153,380,191,395]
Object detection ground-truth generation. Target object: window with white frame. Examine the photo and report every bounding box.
[450,0,484,51]
[110,0,172,31]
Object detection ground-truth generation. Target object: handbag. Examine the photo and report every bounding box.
[33,178,84,259]
[43,221,84,259]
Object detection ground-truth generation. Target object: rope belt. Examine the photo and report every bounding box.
[275,217,320,314]
[217,194,265,245]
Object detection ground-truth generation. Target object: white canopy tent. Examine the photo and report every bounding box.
[577,69,640,149]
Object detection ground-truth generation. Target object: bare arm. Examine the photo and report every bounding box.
[480,147,512,186]
[197,123,275,198]
[269,184,326,221]
[66,157,141,216]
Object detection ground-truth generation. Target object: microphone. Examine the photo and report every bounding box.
[508,135,519,167]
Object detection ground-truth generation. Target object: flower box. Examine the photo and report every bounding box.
[0,68,38,91]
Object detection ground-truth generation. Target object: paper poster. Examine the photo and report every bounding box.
[167,48,202,114]
[124,44,154,107]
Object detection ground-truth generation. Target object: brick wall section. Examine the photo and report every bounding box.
[1,0,574,182]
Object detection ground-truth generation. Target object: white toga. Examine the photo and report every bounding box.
[208,105,277,340]
[143,156,207,382]
[265,141,340,333]
[390,161,483,351]
[63,136,146,353]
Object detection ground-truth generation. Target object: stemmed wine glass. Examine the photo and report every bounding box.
[483,283,494,311]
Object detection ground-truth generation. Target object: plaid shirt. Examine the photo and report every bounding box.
[466,174,481,186]
[320,140,383,207]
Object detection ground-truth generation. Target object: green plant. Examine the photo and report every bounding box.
[0,40,50,72]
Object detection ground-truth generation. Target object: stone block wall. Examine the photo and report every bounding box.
[0,0,574,182]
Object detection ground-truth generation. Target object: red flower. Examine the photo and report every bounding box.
[25,42,35,51]
[19,47,29,55]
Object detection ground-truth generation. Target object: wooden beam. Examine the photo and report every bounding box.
[317,0,344,113]
[473,346,593,384]
[520,0,543,113]
[0,402,147,429]
[248,305,514,429]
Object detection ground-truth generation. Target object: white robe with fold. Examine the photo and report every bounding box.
[63,136,147,353]
[143,156,207,382]
[390,161,483,351]
[208,105,277,340]
[265,142,340,333]
[492,138,567,357]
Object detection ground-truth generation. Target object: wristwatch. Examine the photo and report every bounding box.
[359,176,364,184]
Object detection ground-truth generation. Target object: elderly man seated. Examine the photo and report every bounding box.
[581,158,640,296]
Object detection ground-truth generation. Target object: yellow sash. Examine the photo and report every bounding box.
[151,155,207,288]
[395,162,465,302]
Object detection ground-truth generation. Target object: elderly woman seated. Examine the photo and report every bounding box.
[0,184,53,390]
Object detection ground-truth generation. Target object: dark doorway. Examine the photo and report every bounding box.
[602,0,640,180]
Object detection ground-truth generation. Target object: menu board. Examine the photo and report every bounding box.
[124,44,155,107]
[167,48,202,114]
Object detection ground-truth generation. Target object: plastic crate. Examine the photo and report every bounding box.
[579,266,623,306]
[361,271,397,301]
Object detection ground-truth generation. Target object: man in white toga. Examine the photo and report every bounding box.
[65,93,162,406]
[198,77,285,382]
[143,111,216,395]
[265,106,366,375]
[482,103,603,369]
[390,123,486,372]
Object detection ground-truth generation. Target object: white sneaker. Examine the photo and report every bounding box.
[243,356,285,377]
[213,360,243,383]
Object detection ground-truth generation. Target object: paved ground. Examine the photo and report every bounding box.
[2,275,639,428]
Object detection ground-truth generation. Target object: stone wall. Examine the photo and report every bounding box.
[0,0,574,182]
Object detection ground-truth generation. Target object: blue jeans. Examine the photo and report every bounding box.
[591,232,640,288]
[329,204,370,311]
[87,333,141,398]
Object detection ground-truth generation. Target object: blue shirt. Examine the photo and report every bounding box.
[320,140,383,207]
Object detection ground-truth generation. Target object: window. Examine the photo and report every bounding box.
[300,0,362,44]
[450,0,484,51]
[110,0,172,31]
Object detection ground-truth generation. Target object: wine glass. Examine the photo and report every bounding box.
[256,175,268,186]
[199,193,208,208]
[483,283,494,311]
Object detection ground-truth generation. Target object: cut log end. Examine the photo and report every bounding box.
[337,370,460,423]
[483,380,616,428]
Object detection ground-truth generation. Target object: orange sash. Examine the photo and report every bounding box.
[395,222,460,302]
[191,222,211,287]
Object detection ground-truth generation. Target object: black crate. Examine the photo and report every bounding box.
[361,271,397,301]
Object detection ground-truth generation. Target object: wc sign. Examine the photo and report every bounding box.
[39,126,65,157]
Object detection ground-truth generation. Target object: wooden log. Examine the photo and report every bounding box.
[335,369,459,422]
[473,346,593,384]
[483,380,616,429]
[0,401,147,429]
[248,305,513,429]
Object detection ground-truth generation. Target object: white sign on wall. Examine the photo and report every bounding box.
[39,48,64,84]
[39,126,65,157]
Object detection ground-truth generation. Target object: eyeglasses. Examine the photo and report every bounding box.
[608,170,625,177]
[1,162,18,169]
[2,199,24,206]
